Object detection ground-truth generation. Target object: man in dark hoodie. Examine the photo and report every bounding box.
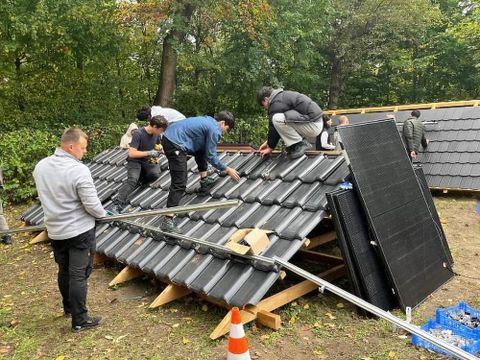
[257,86,323,159]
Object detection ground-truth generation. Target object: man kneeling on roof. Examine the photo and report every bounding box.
[160,111,240,233]
[257,86,324,159]
[111,115,169,213]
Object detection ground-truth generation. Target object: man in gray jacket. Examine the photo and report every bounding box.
[257,86,324,159]
[402,110,428,161]
[33,128,106,332]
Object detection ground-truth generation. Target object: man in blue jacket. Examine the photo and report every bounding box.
[257,86,323,159]
[160,111,240,232]
[33,128,107,332]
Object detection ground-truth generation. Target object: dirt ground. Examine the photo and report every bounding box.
[0,195,479,360]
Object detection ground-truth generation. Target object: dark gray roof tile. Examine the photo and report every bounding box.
[23,149,342,307]
[243,179,282,203]
[261,180,302,206]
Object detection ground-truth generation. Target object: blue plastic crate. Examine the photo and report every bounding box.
[412,320,480,358]
[436,302,480,338]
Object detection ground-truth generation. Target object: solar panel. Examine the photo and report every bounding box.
[328,189,397,312]
[338,120,453,310]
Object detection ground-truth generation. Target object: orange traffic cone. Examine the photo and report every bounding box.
[227,307,251,360]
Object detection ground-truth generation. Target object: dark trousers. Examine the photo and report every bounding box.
[162,137,208,208]
[52,228,96,326]
[117,160,161,205]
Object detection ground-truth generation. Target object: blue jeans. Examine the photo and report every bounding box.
[117,160,161,205]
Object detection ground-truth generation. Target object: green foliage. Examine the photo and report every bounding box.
[0,130,58,203]
[1,0,479,203]
[0,123,125,203]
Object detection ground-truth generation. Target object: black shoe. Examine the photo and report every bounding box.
[289,140,312,159]
[72,316,104,332]
[1,235,12,245]
[285,142,299,154]
[199,176,217,192]
[160,217,179,233]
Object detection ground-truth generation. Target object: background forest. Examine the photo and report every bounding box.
[1,0,479,202]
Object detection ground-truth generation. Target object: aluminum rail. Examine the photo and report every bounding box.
[121,220,278,270]
[273,257,478,360]
[0,200,241,236]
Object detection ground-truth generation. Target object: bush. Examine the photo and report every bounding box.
[0,124,127,203]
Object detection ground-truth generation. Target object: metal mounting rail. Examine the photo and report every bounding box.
[0,200,241,236]
[121,220,278,271]
[273,257,478,360]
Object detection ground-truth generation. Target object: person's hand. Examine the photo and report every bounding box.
[259,145,273,157]
[410,150,417,160]
[146,150,161,157]
[259,141,269,151]
[226,167,240,182]
[259,141,273,157]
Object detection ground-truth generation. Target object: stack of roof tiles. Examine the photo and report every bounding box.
[333,106,480,191]
[23,148,348,306]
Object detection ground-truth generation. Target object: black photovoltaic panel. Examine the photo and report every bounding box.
[327,189,396,312]
[413,166,454,266]
[327,191,367,315]
[338,120,453,310]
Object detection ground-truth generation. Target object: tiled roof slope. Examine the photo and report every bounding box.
[23,148,348,307]
[332,106,480,191]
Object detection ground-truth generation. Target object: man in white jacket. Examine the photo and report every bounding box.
[33,128,106,332]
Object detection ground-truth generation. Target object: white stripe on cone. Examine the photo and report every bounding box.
[229,323,246,339]
[227,351,251,360]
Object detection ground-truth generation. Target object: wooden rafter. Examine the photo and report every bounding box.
[299,249,344,266]
[149,284,192,309]
[209,264,346,339]
[93,253,110,266]
[305,231,337,249]
[326,99,480,116]
[29,230,49,244]
[109,266,143,287]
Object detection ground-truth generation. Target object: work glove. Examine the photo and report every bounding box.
[146,150,161,157]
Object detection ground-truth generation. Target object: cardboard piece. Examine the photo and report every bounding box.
[225,228,271,256]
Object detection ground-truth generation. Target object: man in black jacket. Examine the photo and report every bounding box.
[257,86,323,159]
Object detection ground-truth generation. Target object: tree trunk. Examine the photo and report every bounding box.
[15,56,25,111]
[154,4,194,107]
[328,55,343,110]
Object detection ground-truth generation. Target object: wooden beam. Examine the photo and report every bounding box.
[324,99,480,115]
[29,230,49,244]
[299,249,344,266]
[306,231,336,249]
[93,253,110,266]
[256,310,281,330]
[209,264,346,339]
[149,284,192,309]
[109,266,144,287]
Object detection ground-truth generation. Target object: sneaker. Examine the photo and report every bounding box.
[285,142,299,154]
[199,176,217,192]
[1,235,12,245]
[72,316,104,332]
[160,217,179,233]
[289,140,312,159]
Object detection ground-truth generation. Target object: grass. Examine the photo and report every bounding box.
[1,197,479,359]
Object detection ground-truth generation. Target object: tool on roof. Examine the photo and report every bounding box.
[0,200,241,236]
